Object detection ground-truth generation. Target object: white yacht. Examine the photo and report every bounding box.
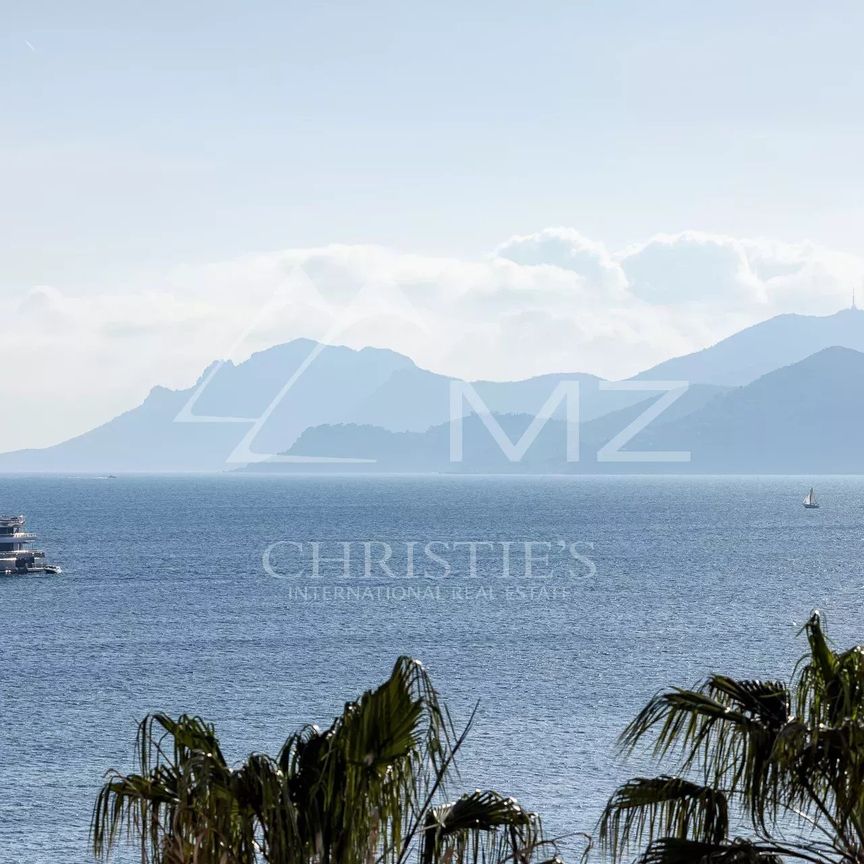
[0,515,61,575]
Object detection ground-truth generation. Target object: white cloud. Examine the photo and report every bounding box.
[495,227,628,296]
[3,228,862,452]
[500,228,862,314]
[619,231,762,305]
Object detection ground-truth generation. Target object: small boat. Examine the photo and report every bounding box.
[803,487,820,509]
[0,515,62,574]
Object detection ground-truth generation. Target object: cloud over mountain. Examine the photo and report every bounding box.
[498,227,861,312]
[4,227,862,452]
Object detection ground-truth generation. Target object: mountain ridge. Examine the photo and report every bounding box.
[637,307,864,386]
[0,341,644,472]
[2,307,863,473]
[249,346,864,474]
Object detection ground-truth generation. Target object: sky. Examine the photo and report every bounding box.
[4,1,864,451]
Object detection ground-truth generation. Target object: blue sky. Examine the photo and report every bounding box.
[6,1,864,289]
[5,2,864,451]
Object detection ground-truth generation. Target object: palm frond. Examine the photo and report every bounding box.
[607,613,864,863]
[421,790,546,864]
[91,713,257,864]
[275,656,454,864]
[797,612,864,727]
[636,837,783,864]
[619,675,792,832]
[599,776,728,861]
[91,658,551,864]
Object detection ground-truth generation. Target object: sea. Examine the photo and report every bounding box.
[2,474,864,864]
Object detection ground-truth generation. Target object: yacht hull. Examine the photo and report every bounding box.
[1,565,61,576]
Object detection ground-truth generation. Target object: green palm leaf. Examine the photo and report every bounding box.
[599,776,728,859]
[91,657,553,864]
[421,790,544,864]
[636,838,783,864]
[92,713,260,864]
[603,611,864,864]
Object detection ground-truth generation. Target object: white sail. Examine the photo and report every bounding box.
[804,488,817,506]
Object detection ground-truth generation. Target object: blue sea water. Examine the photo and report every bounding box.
[3,474,864,864]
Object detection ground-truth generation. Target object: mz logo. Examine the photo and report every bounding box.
[448,380,691,463]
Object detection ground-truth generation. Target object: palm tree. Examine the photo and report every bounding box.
[92,656,558,864]
[600,611,864,864]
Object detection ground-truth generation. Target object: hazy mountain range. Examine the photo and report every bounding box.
[275,347,859,474]
[3,307,863,474]
[638,306,864,385]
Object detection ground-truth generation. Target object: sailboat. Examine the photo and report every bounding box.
[803,487,819,509]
